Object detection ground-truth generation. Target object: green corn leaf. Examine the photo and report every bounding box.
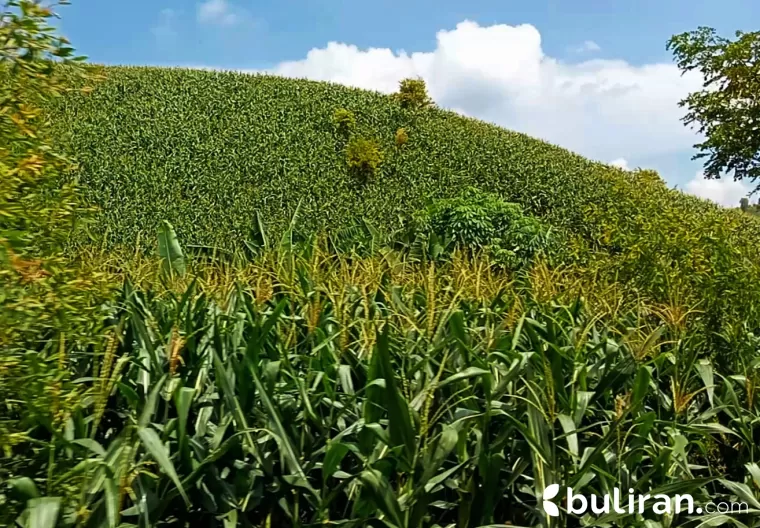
[696,359,715,407]
[502,412,551,465]
[137,426,189,506]
[157,220,186,277]
[573,390,594,426]
[558,414,579,460]
[420,424,459,486]
[323,441,351,485]
[246,356,320,501]
[174,386,195,463]
[376,325,416,464]
[719,479,760,509]
[212,349,256,455]
[424,462,466,493]
[8,477,39,500]
[26,497,61,528]
[245,209,269,254]
[139,374,167,428]
[693,514,750,528]
[631,365,651,410]
[104,474,119,528]
[437,366,491,389]
[279,199,303,251]
[364,342,385,425]
[71,438,107,458]
[746,463,760,490]
[358,469,405,528]
[338,364,355,395]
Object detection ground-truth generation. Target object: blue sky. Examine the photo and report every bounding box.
[57,0,760,205]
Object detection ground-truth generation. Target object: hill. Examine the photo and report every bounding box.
[45,67,683,248]
[50,67,760,352]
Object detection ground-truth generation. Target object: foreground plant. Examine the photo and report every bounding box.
[0,1,109,524]
[3,247,756,527]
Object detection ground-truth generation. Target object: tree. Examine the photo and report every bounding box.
[667,27,760,185]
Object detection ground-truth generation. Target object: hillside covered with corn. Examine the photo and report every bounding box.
[50,66,760,356]
[52,67,760,250]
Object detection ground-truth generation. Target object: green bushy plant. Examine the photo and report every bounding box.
[0,1,111,523]
[413,187,555,267]
[346,136,383,179]
[393,77,432,109]
[332,107,355,134]
[395,127,409,147]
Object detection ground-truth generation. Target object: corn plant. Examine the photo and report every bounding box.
[41,64,760,361]
[6,246,760,527]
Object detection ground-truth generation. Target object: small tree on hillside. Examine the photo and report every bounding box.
[393,78,433,109]
[667,27,760,186]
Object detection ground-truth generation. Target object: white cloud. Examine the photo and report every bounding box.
[572,40,601,53]
[610,158,630,170]
[684,172,750,207]
[271,21,703,164]
[198,0,238,26]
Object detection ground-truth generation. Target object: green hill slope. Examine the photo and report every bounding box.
[52,66,625,249]
[52,66,760,350]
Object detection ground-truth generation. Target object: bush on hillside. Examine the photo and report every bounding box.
[413,187,555,267]
[332,107,355,134]
[346,136,383,179]
[393,77,432,109]
[395,127,409,147]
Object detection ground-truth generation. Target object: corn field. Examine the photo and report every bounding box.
[43,64,760,365]
[3,246,760,527]
[4,2,760,527]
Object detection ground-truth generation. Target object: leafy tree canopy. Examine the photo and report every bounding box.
[668,27,760,184]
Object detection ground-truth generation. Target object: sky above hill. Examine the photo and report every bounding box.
[58,0,760,206]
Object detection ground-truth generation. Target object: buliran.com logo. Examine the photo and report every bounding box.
[541,484,749,518]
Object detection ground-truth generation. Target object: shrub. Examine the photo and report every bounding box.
[346,136,383,179]
[395,127,409,147]
[393,77,432,109]
[414,187,555,267]
[332,107,355,134]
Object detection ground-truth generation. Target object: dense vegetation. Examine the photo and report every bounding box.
[6,246,760,527]
[4,2,760,527]
[667,27,760,184]
[47,66,757,252]
[47,64,760,359]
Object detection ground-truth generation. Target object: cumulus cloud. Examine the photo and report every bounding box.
[271,21,702,165]
[610,158,630,170]
[684,172,751,207]
[197,0,238,26]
